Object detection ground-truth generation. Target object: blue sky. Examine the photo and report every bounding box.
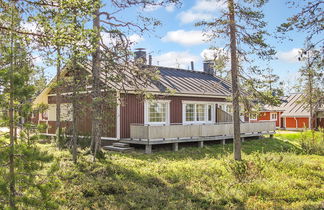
[116,0,312,86]
[39,0,314,88]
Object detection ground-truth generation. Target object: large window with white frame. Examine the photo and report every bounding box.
[144,100,170,125]
[183,102,215,124]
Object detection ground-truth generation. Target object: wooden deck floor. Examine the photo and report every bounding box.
[120,131,275,154]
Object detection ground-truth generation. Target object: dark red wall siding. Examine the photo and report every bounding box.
[47,94,116,138]
[120,94,144,138]
[120,94,226,138]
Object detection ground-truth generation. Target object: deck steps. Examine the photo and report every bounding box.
[112,142,131,148]
[103,143,134,152]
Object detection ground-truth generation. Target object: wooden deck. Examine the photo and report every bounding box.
[120,127,275,154]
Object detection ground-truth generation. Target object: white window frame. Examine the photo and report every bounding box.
[217,102,233,114]
[182,101,216,124]
[48,103,73,121]
[144,100,170,125]
[271,112,277,120]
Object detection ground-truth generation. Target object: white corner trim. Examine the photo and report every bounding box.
[116,91,121,139]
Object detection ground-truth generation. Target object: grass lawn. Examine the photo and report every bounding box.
[1,131,324,209]
[33,132,323,209]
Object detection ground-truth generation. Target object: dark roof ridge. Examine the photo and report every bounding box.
[152,65,207,75]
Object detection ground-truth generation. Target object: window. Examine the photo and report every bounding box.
[226,105,233,114]
[218,103,233,114]
[207,105,212,121]
[196,104,205,121]
[271,113,277,120]
[185,104,195,121]
[48,104,73,121]
[183,102,215,124]
[145,100,170,125]
[42,111,48,120]
[148,103,166,123]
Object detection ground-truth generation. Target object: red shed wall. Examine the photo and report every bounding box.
[258,112,270,121]
[120,94,226,138]
[285,117,309,129]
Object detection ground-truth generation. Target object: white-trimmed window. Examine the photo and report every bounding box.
[218,103,233,115]
[183,102,215,124]
[48,103,73,121]
[144,100,170,125]
[271,113,277,120]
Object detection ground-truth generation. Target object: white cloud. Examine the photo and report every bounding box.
[192,0,226,12]
[200,48,228,60]
[154,51,200,69]
[278,48,301,63]
[178,10,214,24]
[178,0,226,24]
[165,4,176,12]
[142,4,161,12]
[129,34,144,44]
[162,30,208,46]
[141,3,176,12]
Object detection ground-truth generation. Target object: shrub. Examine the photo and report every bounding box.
[299,129,324,155]
[224,153,267,183]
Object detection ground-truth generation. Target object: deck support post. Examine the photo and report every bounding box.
[198,141,204,148]
[222,139,226,145]
[145,144,152,154]
[172,142,178,151]
[241,137,245,142]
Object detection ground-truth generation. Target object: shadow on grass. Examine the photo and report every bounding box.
[70,159,240,209]
[0,143,57,209]
[119,137,301,161]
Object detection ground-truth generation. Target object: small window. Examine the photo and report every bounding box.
[185,104,195,121]
[226,105,232,114]
[271,113,277,120]
[148,102,167,123]
[196,104,206,121]
[42,111,48,120]
[207,105,212,121]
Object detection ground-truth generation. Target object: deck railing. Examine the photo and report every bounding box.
[130,121,276,140]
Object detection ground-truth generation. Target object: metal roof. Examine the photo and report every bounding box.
[149,66,232,97]
[94,65,233,97]
[273,93,310,117]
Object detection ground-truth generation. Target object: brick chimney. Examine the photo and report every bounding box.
[134,48,147,64]
[203,60,214,75]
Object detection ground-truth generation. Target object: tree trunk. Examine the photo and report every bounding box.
[56,47,62,144]
[228,0,242,161]
[72,86,78,163]
[91,6,102,161]
[9,1,16,207]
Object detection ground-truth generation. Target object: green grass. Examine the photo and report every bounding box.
[1,132,324,209]
[37,133,324,209]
